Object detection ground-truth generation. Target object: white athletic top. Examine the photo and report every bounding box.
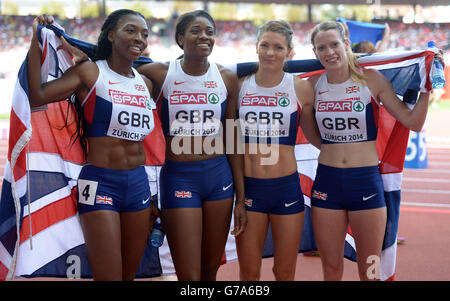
[314,72,378,144]
[158,59,228,137]
[238,72,301,146]
[81,60,155,141]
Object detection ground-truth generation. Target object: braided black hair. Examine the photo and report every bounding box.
[95,9,146,60]
[72,9,146,156]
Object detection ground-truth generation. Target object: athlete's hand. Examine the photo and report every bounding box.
[231,201,247,236]
[149,201,160,229]
[435,50,445,68]
[32,14,54,34]
[60,36,89,65]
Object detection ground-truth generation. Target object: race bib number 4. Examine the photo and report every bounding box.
[77,179,98,206]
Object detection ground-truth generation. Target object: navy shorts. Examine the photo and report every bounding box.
[77,165,151,214]
[311,164,385,211]
[244,172,305,215]
[160,155,234,209]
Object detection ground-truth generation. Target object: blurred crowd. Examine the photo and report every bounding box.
[1,14,449,54]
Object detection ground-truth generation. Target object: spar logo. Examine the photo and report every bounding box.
[317,100,365,112]
[278,97,290,107]
[170,93,207,105]
[110,90,148,108]
[169,93,219,105]
[208,93,219,104]
[317,101,352,112]
[353,101,365,112]
[241,93,290,107]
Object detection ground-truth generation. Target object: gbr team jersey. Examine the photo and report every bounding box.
[238,72,301,146]
[81,60,155,141]
[158,59,228,137]
[314,72,379,144]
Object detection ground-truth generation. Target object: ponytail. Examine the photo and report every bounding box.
[347,50,366,86]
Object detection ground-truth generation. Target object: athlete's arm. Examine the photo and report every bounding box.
[221,65,247,236]
[28,15,96,107]
[140,75,154,98]
[295,77,321,149]
[365,68,429,132]
[136,62,169,99]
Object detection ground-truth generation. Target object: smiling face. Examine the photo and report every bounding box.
[257,31,291,70]
[177,16,215,58]
[108,14,149,61]
[312,29,350,72]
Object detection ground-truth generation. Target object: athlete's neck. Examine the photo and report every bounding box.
[106,57,134,78]
[180,57,209,76]
[326,67,350,84]
[255,68,284,88]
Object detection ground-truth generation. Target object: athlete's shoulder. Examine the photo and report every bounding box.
[306,73,321,88]
[217,63,237,79]
[294,75,313,89]
[362,67,385,82]
[137,61,169,73]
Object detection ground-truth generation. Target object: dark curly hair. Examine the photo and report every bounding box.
[174,10,216,50]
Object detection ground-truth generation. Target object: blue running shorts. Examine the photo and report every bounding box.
[160,155,234,209]
[311,164,386,211]
[244,172,304,215]
[77,164,151,214]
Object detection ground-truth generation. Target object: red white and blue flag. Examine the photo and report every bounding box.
[236,50,434,281]
[0,24,166,280]
[0,24,433,280]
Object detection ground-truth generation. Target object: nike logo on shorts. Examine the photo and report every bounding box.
[142,197,150,204]
[222,183,233,191]
[285,200,299,207]
[362,193,377,201]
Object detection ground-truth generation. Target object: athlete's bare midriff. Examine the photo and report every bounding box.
[87,136,146,170]
[318,140,379,168]
[244,143,297,179]
[164,136,223,162]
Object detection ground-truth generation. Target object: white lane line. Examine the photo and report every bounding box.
[401,201,450,208]
[404,169,450,174]
[402,188,450,194]
[402,177,450,183]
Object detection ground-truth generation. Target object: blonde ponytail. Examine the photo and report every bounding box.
[347,50,367,86]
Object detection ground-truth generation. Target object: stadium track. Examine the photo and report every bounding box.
[0,108,449,281]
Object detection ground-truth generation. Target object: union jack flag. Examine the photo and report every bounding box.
[312,190,327,200]
[204,81,217,88]
[134,84,146,92]
[275,92,288,97]
[96,195,113,205]
[174,191,192,198]
[346,85,360,94]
